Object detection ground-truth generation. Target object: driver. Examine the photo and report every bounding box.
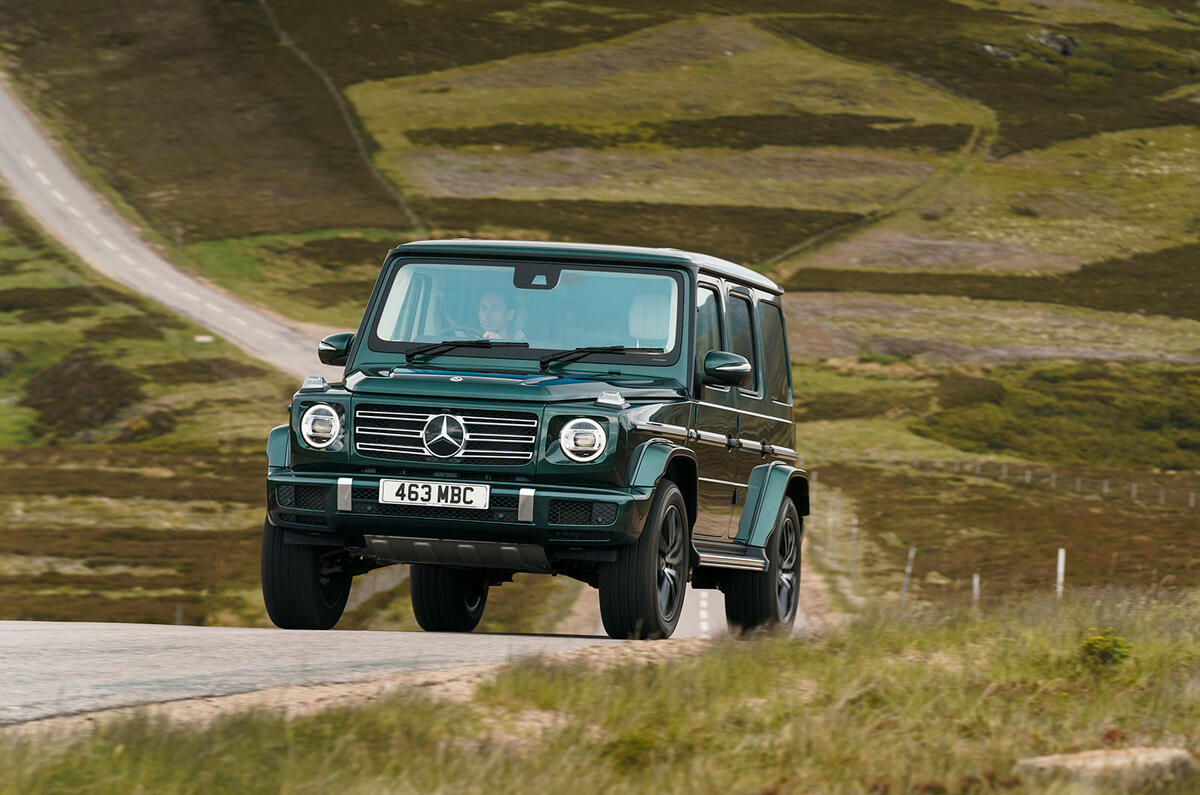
[478,291,526,341]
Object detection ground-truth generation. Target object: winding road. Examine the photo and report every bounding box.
[0,77,338,381]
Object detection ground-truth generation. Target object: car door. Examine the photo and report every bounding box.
[688,281,739,540]
[724,287,774,541]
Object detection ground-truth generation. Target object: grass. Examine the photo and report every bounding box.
[7,591,1200,792]
[911,362,1200,470]
[0,192,294,625]
[789,242,1200,322]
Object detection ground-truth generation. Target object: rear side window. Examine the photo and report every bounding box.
[757,301,791,404]
[695,286,722,378]
[726,294,757,392]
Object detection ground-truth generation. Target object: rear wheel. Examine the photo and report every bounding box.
[599,479,688,639]
[410,565,489,632]
[724,498,801,636]
[261,518,351,630]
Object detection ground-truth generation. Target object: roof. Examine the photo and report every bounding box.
[394,239,782,294]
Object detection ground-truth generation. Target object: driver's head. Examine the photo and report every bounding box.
[478,291,515,336]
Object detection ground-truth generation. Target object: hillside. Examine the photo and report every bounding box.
[0,0,1198,606]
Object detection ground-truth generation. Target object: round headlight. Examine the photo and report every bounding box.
[300,404,341,449]
[559,418,607,462]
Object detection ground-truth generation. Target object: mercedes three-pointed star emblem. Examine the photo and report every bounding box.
[422,413,467,458]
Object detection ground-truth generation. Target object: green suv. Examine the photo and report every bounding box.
[263,240,808,639]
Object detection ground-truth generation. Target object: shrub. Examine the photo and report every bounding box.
[1078,628,1132,672]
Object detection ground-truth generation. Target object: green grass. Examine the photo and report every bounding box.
[912,362,1200,470]
[0,192,294,625]
[8,591,1200,792]
[789,242,1200,322]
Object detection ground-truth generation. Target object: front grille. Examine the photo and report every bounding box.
[354,404,538,466]
[276,484,327,511]
[548,499,618,526]
[278,512,327,527]
[350,487,520,522]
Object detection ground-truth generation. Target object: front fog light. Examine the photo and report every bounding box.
[559,418,606,462]
[300,404,341,449]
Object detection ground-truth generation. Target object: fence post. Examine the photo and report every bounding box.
[1024,469,1032,484]
[850,515,860,594]
[972,573,980,609]
[1102,479,1109,495]
[901,547,917,600]
[1056,548,1065,600]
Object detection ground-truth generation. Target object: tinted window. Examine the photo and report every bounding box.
[726,294,757,391]
[757,301,790,403]
[695,286,722,379]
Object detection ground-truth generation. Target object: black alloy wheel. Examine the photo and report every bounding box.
[657,502,687,624]
[724,497,801,636]
[599,478,689,639]
[776,511,799,625]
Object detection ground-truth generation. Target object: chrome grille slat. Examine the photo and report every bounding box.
[354,403,539,465]
[357,442,428,454]
[354,426,424,438]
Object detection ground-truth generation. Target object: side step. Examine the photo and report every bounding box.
[364,535,550,573]
[694,542,767,572]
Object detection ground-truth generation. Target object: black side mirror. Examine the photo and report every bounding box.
[318,332,355,366]
[703,350,751,387]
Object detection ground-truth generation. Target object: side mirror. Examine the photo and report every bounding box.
[318,332,355,366]
[703,350,751,387]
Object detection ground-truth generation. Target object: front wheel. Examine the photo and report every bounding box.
[599,478,689,639]
[261,518,352,630]
[410,565,489,632]
[724,498,801,636]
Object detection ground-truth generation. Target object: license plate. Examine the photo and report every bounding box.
[378,479,490,510]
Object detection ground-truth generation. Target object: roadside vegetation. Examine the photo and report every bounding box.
[5,590,1200,793]
[0,193,294,625]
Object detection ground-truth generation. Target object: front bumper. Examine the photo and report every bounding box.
[267,471,652,554]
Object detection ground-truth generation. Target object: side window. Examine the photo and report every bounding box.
[695,286,722,381]
[757,301,791,404]
[726,293,758,393]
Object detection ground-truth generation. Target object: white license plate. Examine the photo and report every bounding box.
[378,479,490,510]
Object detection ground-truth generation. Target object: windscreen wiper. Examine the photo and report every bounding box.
[404,339,529,363]
[539,345,663,371]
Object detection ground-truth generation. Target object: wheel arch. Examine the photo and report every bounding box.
[628,439,697,531]
[737,462,809,549]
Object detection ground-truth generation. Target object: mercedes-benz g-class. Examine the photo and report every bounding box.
[263,240,807,639]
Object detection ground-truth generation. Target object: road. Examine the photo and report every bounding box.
[0,76,338,381]
[0,621,620,725]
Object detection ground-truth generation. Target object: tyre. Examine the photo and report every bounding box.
[410,565,489,632]
[724,498,801,636]
[599,478,689,639]
[261,518,352,630]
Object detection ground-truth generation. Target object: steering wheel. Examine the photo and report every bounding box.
[432,325,482,339]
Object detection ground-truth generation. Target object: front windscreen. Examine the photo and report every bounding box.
[371,261,681,359]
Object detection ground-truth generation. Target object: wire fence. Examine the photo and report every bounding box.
[824,458,1200,510]
[804,463,1197,606]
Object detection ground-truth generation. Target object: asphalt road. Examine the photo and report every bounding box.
[0,621,620,725]
[0,76,339,381]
